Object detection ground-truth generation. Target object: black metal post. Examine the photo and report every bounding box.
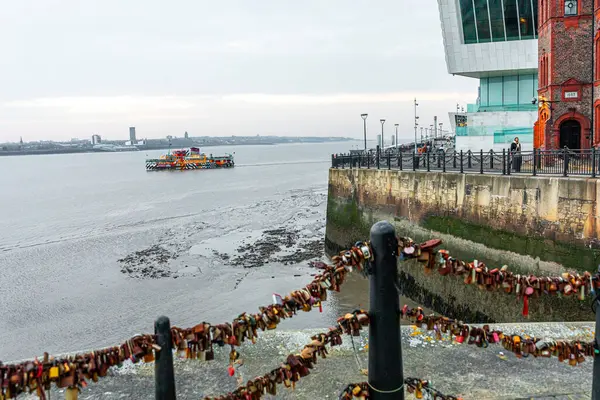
[399,152,402,171]
[480,149,483,174]
[467,150,472,169]
[460,150,464,173]
[388,152,391,170]
[155,316,176,400]
[507,149,511,175]
[437,151,442,168]
[490,150,494,169]
[502,149,506,175]
[368,221,403,400]
[376,146,380,169]
[453,151,457,169]
[331,154,335,168]
[368,153,371,169]
[593,147,597,178]
[427,150,430,172]
[413,154,416,171]
[563,148,568,177]
[533,149,537,176]
[592,267,600,400]
[442,150,446,173]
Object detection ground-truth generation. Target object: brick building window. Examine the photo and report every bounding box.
[565,0,578,16]
[596,104,600,145]
[596,37,600,80]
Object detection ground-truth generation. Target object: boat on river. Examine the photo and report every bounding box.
[145,147,234,171]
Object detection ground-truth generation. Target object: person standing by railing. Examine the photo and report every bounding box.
[511,137,522,172]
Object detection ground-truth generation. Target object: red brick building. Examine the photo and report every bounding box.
[535,0,598,150]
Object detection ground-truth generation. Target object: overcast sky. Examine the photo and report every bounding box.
[0,0,477,142]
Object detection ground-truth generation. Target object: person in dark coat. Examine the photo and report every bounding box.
[510,137,522,172]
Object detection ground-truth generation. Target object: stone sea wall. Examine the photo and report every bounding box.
[325,168,600,322]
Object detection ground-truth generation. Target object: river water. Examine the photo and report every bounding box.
[0,141,388,362]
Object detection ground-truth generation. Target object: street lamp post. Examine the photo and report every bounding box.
[394,123,399,149]
[414,98,419,154]
[380,119,386,148]
[421,127,424,142]
[361,114,368,151]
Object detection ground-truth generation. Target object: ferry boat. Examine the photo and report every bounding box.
[145,147,234,171]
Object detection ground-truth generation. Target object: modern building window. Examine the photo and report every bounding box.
[504,0,520,41]
[488,0,506,41]
[475,0,491,42]
[488,77,504,106]
[504,75,519,105]
[480,78,489,106]
[460,0,538,43]
[565,0,578,16]
[459,0,478,44]
[518,0,535,39]
[518,74,535,105]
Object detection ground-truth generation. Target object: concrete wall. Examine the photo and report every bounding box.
[326,168,600,322]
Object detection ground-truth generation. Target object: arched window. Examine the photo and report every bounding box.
[565,0,578,16]
[595,103,600,146]
[596,37,600,81]
[546,55,550,86]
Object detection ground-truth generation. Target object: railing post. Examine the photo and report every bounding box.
[368,152,371,169]
[490,150,494,169]
[460,150,464,173]
[480,149,483,174]
[507,148,511,175]
[593,147,597,178]
[331,154,334,168]
[563,148,568,177]
[413,154,416,171]
[155,316,176,400]
[368,221,403,400]
[502,149,506,175]
[426,150,430,172]
[453,151,457,169]
[399,152,403,171]
[533,149,537,176]
[437,151,442,168]
[592,272,600,400]
[467,150,472,169]
[442,150,446,173]
[388,152,391,170]
[376,146,380,169]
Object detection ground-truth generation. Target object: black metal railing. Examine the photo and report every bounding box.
[331,148,600,178]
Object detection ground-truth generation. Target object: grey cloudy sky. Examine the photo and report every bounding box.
[0,0,477,142]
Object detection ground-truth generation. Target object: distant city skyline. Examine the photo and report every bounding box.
[0,0,476,143]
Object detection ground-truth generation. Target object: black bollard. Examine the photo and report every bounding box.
[368,221,403,400]
[155,316,176,400]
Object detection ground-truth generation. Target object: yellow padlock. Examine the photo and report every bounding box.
[352,385,362,396]
[49,366,59,379]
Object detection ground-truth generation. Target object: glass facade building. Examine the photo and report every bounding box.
[477,73,538,111]
[459,0,538,44]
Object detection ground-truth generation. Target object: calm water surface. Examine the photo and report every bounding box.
[0,141,416,362]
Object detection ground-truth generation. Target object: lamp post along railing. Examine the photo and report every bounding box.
[361,114,368,151]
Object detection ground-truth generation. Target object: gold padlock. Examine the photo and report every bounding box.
[65,387,79,400]
[49,366,59,379]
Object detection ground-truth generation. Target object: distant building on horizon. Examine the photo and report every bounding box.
[129,127,136,144]
[184,131,189,139]
[91,134,101,145]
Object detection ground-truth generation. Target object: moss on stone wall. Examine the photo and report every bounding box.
[423,215,600,273]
